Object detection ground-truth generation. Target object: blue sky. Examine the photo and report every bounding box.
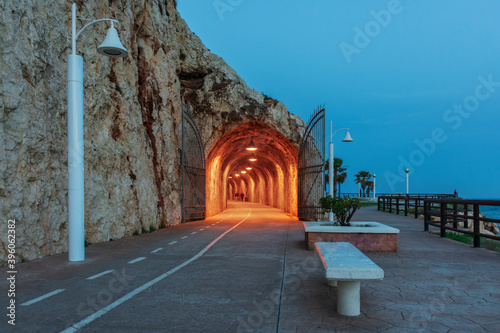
[177,0,500,199]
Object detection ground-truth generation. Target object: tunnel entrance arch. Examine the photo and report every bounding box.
[206,123,299,218]
[298,106,325,221]
[181,104,206,221]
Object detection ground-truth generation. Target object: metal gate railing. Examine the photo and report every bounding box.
[298,105,325,221]
[181,103,206,221]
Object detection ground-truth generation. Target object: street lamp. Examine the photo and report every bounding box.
[67,3,127,262]
[328,121,353,221]
[405,168,410,195]
[373,174,376,198]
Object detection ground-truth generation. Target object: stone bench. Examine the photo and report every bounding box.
[314,242,384,316]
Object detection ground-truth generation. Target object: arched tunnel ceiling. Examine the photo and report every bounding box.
[206,122,299,217]
[208,122,299,175]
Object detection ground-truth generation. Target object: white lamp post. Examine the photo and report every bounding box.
[328,122,353,221]
[373,174,376,198]
[405,168,410,195]
[68,3,127,262]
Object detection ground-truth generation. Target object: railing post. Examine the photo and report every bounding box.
[453,202,458,228]
[464,203,469,228]
[440,202,446,238]
[396,197,400,215]
[473,204,480,248]
[389,197,392,213]
[378,196,381,211]
[424,200,429,231]
[405,195,409,216]
[414,198,419,219]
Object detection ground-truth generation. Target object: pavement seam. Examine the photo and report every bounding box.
[276,219,291,333]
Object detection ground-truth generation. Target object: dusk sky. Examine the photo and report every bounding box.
[177,0,500,199]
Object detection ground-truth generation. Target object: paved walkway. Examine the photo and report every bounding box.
[1,202,499,332]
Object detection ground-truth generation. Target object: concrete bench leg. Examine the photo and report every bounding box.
[337,281,360,316]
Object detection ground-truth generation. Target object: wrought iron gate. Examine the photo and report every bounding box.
[181,103,206,221]
[298,106,325,220]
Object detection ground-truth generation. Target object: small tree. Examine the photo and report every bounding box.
[319,196,361,226]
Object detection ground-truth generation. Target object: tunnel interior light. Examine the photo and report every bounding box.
[249,153,257,162]
[235,174,240,177]
[228,176,233,178]
[246,138,258,151]
[241,171,246,174]
[246,167,252,170]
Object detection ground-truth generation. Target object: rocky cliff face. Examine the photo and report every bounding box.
[0,0,305,265]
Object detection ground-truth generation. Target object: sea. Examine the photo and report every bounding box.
[477,200,500,235]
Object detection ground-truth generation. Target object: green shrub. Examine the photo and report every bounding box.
[319,196,361,226]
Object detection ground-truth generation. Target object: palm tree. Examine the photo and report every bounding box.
[354,170,372,197]
[333,158,347,197]
[336,170,347,197]
[325,158,348,197]
[365,180,374,197]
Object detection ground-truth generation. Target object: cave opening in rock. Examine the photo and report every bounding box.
[206,123,298,217]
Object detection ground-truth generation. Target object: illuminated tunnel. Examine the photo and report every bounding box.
[206,122,299,217]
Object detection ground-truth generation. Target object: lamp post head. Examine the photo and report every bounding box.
[97,23,128,57]
[405,168,409,173]
[341,130,353,142]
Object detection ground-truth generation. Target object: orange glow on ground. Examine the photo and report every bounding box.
[206,123,299,217]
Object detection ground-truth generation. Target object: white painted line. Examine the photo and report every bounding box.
[168,241,177,245]
[86,270,114,280]
[128,257,146,264]
[61,209,252,333]
[181,236,188,239]
[151,248,163,253]
[21,289,65,306]
[206,226,211,229]
[211,223,215,226]
[191,231,197,235]
[199,228,205,231]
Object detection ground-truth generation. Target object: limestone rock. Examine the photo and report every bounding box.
[0,0,306,265]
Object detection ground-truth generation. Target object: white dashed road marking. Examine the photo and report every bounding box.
[86,270,114,280]
[128,257,146,264]
[21,289,65,306]
[181,236,188,239]
[191,231,197,235]
[151,248,163,253]
[168,241,177,245]
[61,210,251,333]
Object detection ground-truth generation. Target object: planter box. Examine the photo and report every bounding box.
[303,222,400,252]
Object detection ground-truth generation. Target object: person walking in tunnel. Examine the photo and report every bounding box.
[235,193,239,201]
[240,193,245,202]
